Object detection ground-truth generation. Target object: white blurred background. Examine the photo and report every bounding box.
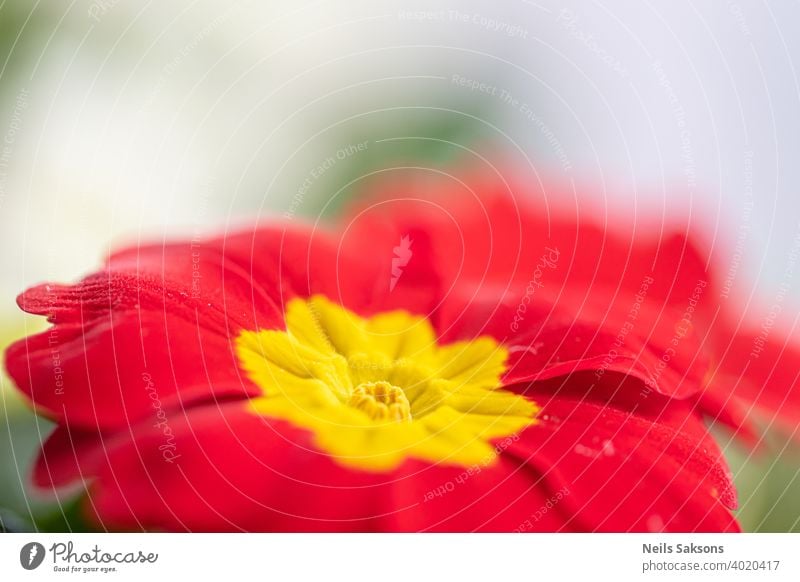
[1,0,798,531]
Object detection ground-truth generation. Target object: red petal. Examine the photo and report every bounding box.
[436,287,710,401]
[711,328,800,439]
[40,402,573,531]
[5,223,378,429]
[344,170,714,314]
[5,309,258,429]
[506,373,739,532]
[343,170,768,440]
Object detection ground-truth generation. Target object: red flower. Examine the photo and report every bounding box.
[8,169,786,532]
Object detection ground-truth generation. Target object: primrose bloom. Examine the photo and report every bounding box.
[8,171,793,532]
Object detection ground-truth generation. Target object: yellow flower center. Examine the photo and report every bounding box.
[235,295,538,471]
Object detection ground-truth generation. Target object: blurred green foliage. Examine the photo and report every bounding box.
[725,430,800,532]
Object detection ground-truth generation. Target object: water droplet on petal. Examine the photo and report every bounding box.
[647,514,664,532]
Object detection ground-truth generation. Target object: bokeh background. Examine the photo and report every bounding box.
[1,0,798,531]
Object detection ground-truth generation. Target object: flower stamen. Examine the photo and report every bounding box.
[347,381,412,422]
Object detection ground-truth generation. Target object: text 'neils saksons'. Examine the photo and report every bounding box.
[643,543,724,554]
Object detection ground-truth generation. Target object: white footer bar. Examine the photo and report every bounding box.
[1,533,797,581]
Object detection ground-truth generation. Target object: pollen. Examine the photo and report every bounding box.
[235,295,538,471]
